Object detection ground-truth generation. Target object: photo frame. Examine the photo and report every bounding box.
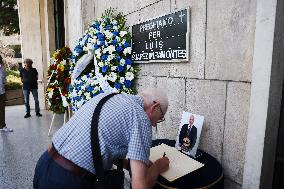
[175,111,204,158]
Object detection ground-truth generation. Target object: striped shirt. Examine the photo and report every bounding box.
[52,93,152,173]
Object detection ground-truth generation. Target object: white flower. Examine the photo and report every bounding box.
[109,72,117,82]
[83,46,88,51]
[111,66,117,71]
[87,43,94,51]
[120,31,127,37]
[127,65,131,70]
[116,36,121,42]
[98,61,104,67]
[95,49,101,58]
[107,54,114,61]
[50,59,56,65]
[113,26,118,30]
[104,30,113,39]
[107,45,115,53]
[77,100,84,108]
[112,20,118,25]
[125,72,134,80]
[61,59,66,65]
[48,91,53,99]
[82,75,87,81]
[120,59,125,66]
[123,47,132,55]
[85,92,91,100]
[120,77,125,84]
[61,96,69,107]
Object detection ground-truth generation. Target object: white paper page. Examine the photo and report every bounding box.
[149,143,204,182]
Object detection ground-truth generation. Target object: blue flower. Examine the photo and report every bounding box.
[101,55,108,61]
[123,42,130,47]
[75,45,83,54]
[106,25,112,30]
[113,31,119,37]
[87,86,94,92]
[116,46,123,53]
[124,80,132,88]
[102,66,108,73]
[92,22,100,30]
[94,44,99,50]
[97,32,105,41]
[115,56,121,61]
[114,82,122,89]
[99,41,105,46]
[125,59,132,65]
[117,65,124,72]
[111,39,117,45]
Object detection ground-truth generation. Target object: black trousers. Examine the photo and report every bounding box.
[33,151,94,189]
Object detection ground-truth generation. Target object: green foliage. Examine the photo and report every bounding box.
[6,69,19,77]
[7,45,21,58]
[0,0,20,35]
[5,69,22,90]
[5,74,21,90]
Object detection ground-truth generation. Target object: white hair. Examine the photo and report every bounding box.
[139,88,169,114]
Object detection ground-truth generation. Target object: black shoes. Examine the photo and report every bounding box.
[24,113,42,118]
[36,113,42,117]
[24,113,31,118]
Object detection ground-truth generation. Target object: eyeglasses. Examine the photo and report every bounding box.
[154,101,165,123]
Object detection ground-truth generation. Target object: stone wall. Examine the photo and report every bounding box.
[65,0,257,188]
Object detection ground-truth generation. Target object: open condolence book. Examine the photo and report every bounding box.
[149,143,204,182]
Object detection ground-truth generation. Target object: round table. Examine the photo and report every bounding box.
[152,139,224,189]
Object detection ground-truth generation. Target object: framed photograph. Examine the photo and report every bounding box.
[175,111,204,158]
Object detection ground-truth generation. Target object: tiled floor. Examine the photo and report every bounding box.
[0,105,131,189]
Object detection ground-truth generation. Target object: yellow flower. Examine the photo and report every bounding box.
[47,88,54,92]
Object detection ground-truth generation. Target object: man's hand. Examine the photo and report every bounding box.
[130,157,170,189]
[153,157,170,173]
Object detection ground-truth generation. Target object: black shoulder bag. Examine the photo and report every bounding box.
[91,93,125,189]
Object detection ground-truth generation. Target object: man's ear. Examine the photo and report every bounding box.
[150,102,159,113]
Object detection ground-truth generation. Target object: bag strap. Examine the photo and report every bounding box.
[90,93,119,186]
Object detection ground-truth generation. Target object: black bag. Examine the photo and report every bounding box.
[90,93,125,189]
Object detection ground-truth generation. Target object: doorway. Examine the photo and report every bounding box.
[273,80,284,188]
[54,0,65,49]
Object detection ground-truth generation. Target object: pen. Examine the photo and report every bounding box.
[163,152,166,157]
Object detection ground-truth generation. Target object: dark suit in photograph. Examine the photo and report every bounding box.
[179,124,197,152]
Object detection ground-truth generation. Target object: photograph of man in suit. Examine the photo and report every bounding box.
[178,114,197,152]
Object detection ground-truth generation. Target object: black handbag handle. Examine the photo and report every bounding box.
[90,93,119,187]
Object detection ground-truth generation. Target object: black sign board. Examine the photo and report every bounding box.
[132,9,190,62]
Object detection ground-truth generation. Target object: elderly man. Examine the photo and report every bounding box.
[0,55,13,132]
[33,88,170,189]
[20,58,42,118]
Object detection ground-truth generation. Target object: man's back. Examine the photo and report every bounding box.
[52,93,152,173]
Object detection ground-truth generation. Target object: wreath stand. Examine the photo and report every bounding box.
[48,106,72,137]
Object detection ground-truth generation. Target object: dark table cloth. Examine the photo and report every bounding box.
[152,139,224,189]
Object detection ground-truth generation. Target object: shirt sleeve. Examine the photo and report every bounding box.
[126,118,152,165]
